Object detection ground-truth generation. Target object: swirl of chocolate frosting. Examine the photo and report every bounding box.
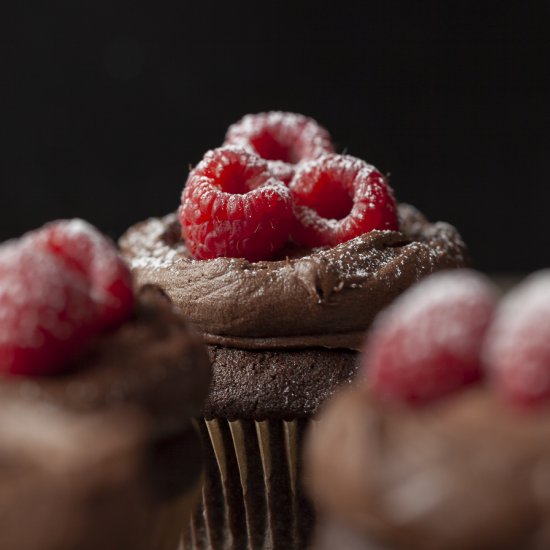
[119,204,468,351]
[306,388,550,550]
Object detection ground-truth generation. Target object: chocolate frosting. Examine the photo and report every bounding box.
[305,388,550,550]
[120,205,468,351]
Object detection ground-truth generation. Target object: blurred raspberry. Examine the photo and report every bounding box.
[363,270,497,405]
[0,221,134,376]
[484,271,550,407]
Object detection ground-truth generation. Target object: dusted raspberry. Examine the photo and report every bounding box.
[363,270,497,405]
[0,221,135,376]
[179,147,293,262]
[483,271,550,407]
[224,112,334,184]
[40,219,134,329]
[290,154,398,247]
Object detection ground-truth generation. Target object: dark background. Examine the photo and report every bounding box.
[3,1,549,272]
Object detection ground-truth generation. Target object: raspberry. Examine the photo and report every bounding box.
[483,271,550,407]
[224,112,334,184]
[0,221,134,376]
[40,220,134,329]
[289,154,398,247]
[179,147,293,262]
[363,270,497,405]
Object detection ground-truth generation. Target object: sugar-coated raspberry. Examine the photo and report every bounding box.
[483,271,550,407]
[179,147,293,262]
[363,270,498,405]
[290,154,398,247]
[40,220,134,329]
[224,112,334,184]
[0,221,134,376]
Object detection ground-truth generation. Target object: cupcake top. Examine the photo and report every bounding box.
[308,388,550,550]
[120,112,468,351]
[305,270,550,549]
[0,218,211,428]
[121,205,466,351]
[0,285,211,431]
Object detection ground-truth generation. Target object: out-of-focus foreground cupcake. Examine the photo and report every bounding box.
[306,270,550,550]
[0,219,211,550]
[120,112,469,549]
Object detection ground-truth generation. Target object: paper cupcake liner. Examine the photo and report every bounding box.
[181,417,314,549]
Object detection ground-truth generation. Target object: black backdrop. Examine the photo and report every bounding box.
[3,1,549,272]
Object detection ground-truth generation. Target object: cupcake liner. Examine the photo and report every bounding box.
[181,417,314,549]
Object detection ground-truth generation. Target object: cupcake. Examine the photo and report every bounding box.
[0,219,211,550]
[119,112,469,549]
[305,270,550,549]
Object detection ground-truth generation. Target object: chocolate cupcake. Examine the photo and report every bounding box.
[305,270,550,549]
[120,112,468,549]
[0,220,211,550]
[307,389,550,550]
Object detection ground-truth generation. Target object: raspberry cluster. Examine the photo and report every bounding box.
[362,269,550,409]
[0,220,134,376]
[179,112,398,262]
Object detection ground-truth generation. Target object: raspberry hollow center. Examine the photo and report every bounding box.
[217,164,251,195]
[212,159,268,195]
[311,172,354,219]
[250,131,295,164]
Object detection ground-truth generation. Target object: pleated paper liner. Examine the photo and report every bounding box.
[181,418,314,549]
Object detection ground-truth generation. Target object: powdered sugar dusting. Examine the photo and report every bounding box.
[199,145,269,180]
[122,216,187,271]
[118,204,468,346]
[484,271,550,402]
[371,270,497,363]
[122,203,467,305]
[363,270,498,403]
[0,219,133,375]
[290,153,398,247]
[186,146,286,197]
[0,240,94,349]
[50,219,127,307]
[224,111,334,163]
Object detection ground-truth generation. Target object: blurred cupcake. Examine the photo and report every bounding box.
[120,112,468,548]
[0,219,211,550]
[305,270,550,549]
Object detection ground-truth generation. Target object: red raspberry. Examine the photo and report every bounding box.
[179,147,293,262]
[224,112,334,184]
[289,154,398,247]
[483,271,550,407]
[363,270,497,405]
[40,220,134,329]
[0,221,134,376]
